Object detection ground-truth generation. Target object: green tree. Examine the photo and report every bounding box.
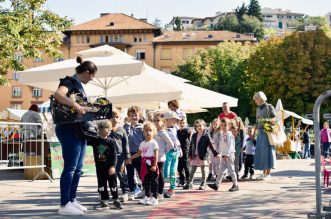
[173,17,182,31]
[0,0,72,85]
[247,0,263,21]
[246,30,331,115]
[235,3,247,22]
[241,15,264,40]
[287,16,329,32]
[217,14,239,32]
[175,41,256,123]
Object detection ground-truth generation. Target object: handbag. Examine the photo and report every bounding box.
[267,125,287,147]
[73,121,99,141]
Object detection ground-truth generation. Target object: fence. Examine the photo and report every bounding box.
[0,121,52,182]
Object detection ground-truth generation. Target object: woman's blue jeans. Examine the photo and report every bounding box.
[56,124,86,206]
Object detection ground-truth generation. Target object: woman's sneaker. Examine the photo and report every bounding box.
[71,199,88,212]
[256,174,265,180]
[58,202,84,216]
[93,200,109,210]
[146,197,158,206]
[139,196,151,205]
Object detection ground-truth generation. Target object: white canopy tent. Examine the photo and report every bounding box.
[275,99,313,125]
[0,108,28,121]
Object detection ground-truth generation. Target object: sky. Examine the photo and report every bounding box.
[8,0,331,26]
[43,0,331,26]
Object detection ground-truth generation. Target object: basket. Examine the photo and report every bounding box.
[50,96,113,124]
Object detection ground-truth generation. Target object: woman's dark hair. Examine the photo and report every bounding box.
[75,56,97,74]
[29,104,39,112]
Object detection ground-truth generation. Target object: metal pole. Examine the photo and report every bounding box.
[313,90,331,218]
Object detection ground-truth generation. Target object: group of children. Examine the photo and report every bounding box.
[88,105,257,210]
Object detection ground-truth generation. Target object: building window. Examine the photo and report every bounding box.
[134,36,138,42]
[81,36,85,43]
[32,88,42,97]
[100,35,103,44]
[12,87,22,97]
[11,104,22,110]
[105,35,109,43]
[77,36,80,44]
[160,48,172,60]
[143,35,148,42]
[86,36,90,44]
[136,49,145,60]
[120,34,124,42]
[114,35,119,42]
[278,22,283,29]
[14,52,23,63]
[287,16,292,19]
[12,72,19,80]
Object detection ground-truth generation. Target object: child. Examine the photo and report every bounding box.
[89,120,122,210]
[184,119,219,190]
[208,118,239,192]
[129,122,159,206]
[230,122,241,179]
[177,118,191,187]
[109,110,131,202]
[163,111,182,197]
[241,126,256,179]
[154,113,174,200]
[123,106,144,200]
[207,118,220,181]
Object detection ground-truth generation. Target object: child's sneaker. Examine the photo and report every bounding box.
[229,185,239,192]
[168,189,175,196]
[178,181,185,187]
[119,193,129,202]
[207,183,219,191]
[139,196,151,205]
[113,200,123,209]
[207,173,213,181]
[93,200,109,210]
[249,174,254,179]
[199,182,206,190]
[157,193,164,201]
[133,186,141,198]
[183,182,193,190]
[241,175,248,179]
[128,192,135,200]
[58,202,84,216]
[146,197,158,206]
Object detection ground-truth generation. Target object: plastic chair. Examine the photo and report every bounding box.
[321,156,331,187]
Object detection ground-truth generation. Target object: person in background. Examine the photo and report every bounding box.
[168,99,187,121]
[177,118,191,187]
[320,122,331,158]
[241,126,256,179]
[218,102,237,120]
[184,119,219,190]
[20,104,43,139]
[302,128,311,159]
[253,91,277,181]
[109,109,130,202]
[208,118,239,192]
[89,120,122,210]
[207,118,220,181]
[124,106,144,200]
[129,122,159,206]
[230,122,241,179]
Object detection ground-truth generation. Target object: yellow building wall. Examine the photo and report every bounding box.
[154,43,216,73]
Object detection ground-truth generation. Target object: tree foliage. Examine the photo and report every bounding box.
[246,30,331,116]
[247,0,262,21]
[235,3,247,22]
[287,16,330,32]
[174,41,256,123]
[0,0,72,85]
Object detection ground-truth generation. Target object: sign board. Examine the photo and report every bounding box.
[49,142,96,179]
[323,113,331,119]
[305,26,316,31]
[305,114,313,119]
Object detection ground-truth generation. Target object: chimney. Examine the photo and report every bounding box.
[131,13,134,17]
[100,13,110,17]
[139,18,147,23]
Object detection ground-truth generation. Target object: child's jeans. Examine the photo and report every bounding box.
[164,149,180,190]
